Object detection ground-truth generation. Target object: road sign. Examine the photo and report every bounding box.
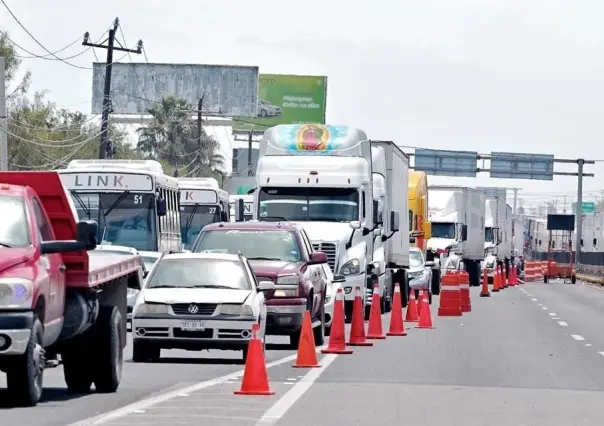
[573,202,595,213]
[476,186,507,200]
[490,152,554,181]
[233,74,327,131]
[413,149,478,177]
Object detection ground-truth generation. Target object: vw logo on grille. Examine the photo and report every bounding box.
[188,304,199,314]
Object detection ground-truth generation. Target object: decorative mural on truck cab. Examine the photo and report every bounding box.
[270,124,354,154]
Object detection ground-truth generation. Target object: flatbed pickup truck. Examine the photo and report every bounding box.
[0,171,143,406]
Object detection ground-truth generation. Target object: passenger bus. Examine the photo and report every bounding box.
[229,194,254,221]
[59,159,181,253]
[177,177,230,249]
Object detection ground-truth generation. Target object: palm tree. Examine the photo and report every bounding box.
[137,96,225,179]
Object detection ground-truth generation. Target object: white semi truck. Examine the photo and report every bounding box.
[427,186,486,286]
[484,196,513,281]
[254,124,408,319]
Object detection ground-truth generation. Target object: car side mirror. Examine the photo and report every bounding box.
[156,198,167,216]
[257,280,276,292]
[390,211,400,232]
[309,251,328,265]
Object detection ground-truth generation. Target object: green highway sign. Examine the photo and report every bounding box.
[233,74,327,131]
[573,201,595,213]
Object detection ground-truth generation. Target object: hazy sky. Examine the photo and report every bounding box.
[2,0,604,207]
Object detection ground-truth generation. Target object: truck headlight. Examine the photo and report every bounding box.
[277,275,299,285]
[339,258,361,276]
[133,303,168,316]
[220,304,253,316]
[0,278,33,309]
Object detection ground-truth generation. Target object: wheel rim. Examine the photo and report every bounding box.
[115,326,123,380]
[32,343,45,395]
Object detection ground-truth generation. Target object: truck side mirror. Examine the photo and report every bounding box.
[156,198,167,216]
[594,238,597,246]
[236,199,245,222]
[461,225,468,241]
[390,211,400,232]
[372,200,380,225]
[76,220,98,250]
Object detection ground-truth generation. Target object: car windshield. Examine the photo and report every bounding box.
[147,258,251,290]
[70,192,157,251]
[258,187,359,222]
[409,250,424,268]
[180,204,220,249]
[431,222,456,239]
[194,229,302,262]
[0,195,30,248]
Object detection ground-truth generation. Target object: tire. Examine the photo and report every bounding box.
[571,275,577,284]
[132,340,161,363]
[544,275,548,283]
[289,329,302,350]
[313,301,326,346]
[428,290,433,305]
[431,269,441,295]
[92,306,123,393]
[6,316,45,406]
[63,334,94,393]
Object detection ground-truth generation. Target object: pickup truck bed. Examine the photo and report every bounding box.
[68,251,142,288]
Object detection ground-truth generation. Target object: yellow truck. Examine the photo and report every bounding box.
[408,170,431,251]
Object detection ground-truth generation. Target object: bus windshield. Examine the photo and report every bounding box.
[180,204,220,249]
[70,192,157,251]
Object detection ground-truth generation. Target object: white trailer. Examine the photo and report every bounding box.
[427,186,485,286]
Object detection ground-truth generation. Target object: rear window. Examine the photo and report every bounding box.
[194,229,302,262]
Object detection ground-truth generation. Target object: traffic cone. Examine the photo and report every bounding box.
[511,267,518,286]
[347,286,374,346]
[502,265,509,289]
[460,271,471,313]
[418,289,425,315]
[234,323,275,395]
[416,293,434,329]
[480,268,490,297]
[366,283,386,339]
[293,311,321,368]
[387,282,407,336]
[321,288,354,354]
[405,290,419,322]
[492,267,500,292]
[437,272,462,316]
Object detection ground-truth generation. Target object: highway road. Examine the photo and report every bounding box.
[5,280,604,425]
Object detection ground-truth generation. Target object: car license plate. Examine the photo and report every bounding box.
[181,321,205,331]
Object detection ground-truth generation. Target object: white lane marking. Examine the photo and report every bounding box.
[541,307,548,310]
[256,354,338,425]
[531,298,538,301]
[538,303,544,307]
[558,321,568,327]
[586,344,592,347]
[526,293,532,296]
[549,313,557,316]
[598,352,604,357]
[571,335,585,341]
[68,349,324,426]
[552,317,560,320]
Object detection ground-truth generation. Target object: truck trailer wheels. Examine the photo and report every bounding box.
[6,316,45,406]
[92,306,123,393]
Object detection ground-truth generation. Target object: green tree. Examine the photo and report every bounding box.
[137,96,225,180]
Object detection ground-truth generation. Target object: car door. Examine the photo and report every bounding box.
[31,197,66,325]
[299,230,325,317]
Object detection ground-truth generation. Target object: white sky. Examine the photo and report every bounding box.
[2,0,604,207]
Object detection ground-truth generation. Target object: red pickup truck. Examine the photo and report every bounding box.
[0,172,143,406]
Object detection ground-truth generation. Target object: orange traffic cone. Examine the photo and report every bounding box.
[293,311,321,368]
[502,265,509,289]
[366,283,386,339]
[416,288,424,316]
[480,268,490,297]
[510,266,518,286]
[387,282,407,336]
[416,293,435,329]
[348,286,374,346]
[406,289,419,322]
[321,288,354,354]
[492,267,500,292]
[234,323,275,395]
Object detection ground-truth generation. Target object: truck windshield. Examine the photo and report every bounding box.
[0,195,30,248]
[431,222,456,239]
[485,227,494,243]
[194,229,302,262]
[258,187,359,222]
[69,192,157,251]
[180,204,220,249]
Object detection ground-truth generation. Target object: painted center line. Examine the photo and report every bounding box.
[558,321,568,327]
[549,313,557,316]
[531,298,538,301]
[541,307,548,310]
[571,334,585,341]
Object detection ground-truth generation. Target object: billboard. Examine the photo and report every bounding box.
[92,63,259,117]
[233,74,327,130]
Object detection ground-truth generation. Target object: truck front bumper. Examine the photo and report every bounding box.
[0,311,33,355]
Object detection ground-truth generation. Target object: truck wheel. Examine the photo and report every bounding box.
[92,306,123,393]
[431,270,441,295]
[6,316,45,406]
[571,275,577,284]
[132,341,161,363]
[63,334,94,393]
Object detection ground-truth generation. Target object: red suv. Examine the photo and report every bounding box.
[191,221,329,348]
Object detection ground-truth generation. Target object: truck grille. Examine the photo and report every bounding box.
[171,303,217,316]
[312,242,337,272]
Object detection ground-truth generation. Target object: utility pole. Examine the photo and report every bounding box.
[0,57,7,171]
[83,18,142,159]
[196,96,204,176]
[247,130,253,176]
[575,159,585,264]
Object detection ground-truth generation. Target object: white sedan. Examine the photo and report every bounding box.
[408,247,434,304]
[131,252,275,362]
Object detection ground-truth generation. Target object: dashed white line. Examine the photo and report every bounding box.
[598,352,604,357]
[571,334,585,341]
[549,313,557,316]
[531,298,538,301]
[552,317,560,320]
[558,321,568,327]
[541,307,548,310]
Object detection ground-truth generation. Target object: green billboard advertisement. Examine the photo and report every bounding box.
[234,74,327,131]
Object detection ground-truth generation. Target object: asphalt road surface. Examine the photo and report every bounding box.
[5,280,604,425]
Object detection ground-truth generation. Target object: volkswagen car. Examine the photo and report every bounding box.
[131,252,275,362]
[408,247,435,304]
